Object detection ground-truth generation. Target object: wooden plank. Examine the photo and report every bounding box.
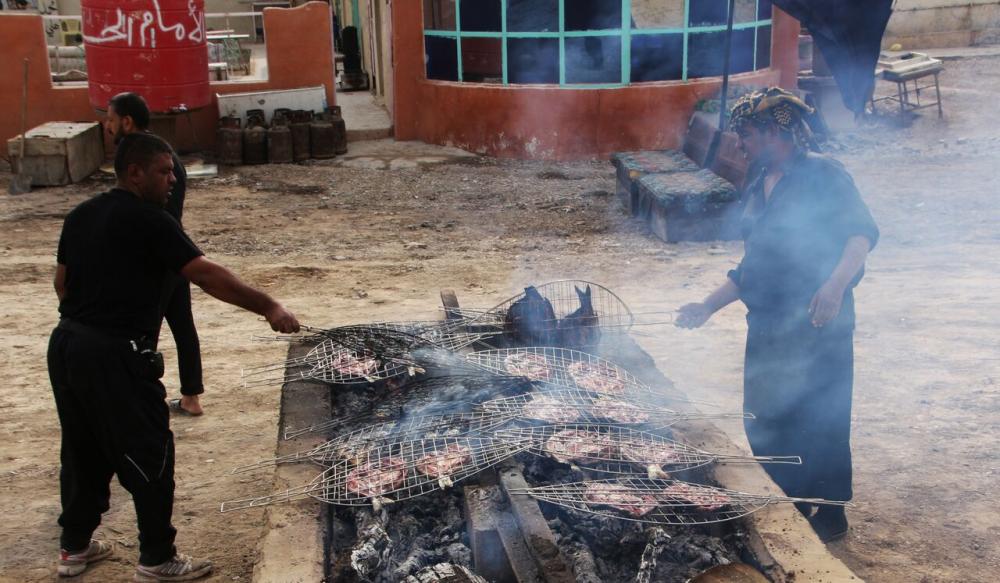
[464,485,517,583]
[498,466,576,583]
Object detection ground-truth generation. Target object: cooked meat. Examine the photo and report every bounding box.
[326,351,380,377]
[504,286,558,346]
[345,457,407,497]
[566,361,626,395]
[618,441,684,466]
[590,396,650,424]
[504,353,553,380]
[415,444,473,478]
[558,285,600,348]
[660,482,731,511]
[543,429,618,464]
[583,482,659,518]
[521,394,581,423]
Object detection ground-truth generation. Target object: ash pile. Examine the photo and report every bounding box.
[226,280,843,582]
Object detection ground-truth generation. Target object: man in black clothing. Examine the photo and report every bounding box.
[50,133,299,580]
[106,92,206,416]
[676,88,878,544]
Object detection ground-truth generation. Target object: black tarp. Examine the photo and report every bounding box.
[773,0,894,114]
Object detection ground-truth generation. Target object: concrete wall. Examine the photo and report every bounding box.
[885,0,1000,48]
[391,6,799,161]
[0,2,336,154]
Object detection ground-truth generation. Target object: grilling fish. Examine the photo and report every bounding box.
[504,286,558,346]
[558,285,600,348]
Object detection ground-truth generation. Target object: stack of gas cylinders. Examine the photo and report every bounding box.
[216,106,348,165]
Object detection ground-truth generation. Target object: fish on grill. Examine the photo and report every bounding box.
[345,457,407,497]
[583,482,659,518]
[558,285,600,348]
[415,444,473,478]
[543,429,618,464]
[660,483,731,511]
[504,286,558,346]
[618,441,683,466]
[566,361,626,395]
[504,353,553,380]
[521,394,581,423]
[591,396,650,424]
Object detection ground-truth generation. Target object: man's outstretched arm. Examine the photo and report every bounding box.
[180,256,299,333]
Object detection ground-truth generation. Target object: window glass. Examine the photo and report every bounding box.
[460,0,502,32]
[688,0,728,27]
[507,38,560,83]
[508,0,559,32]
[756,25,771,68]
[688,28,755,77]
[565,36,621,83]
[423,0,456,30]
[631,0,685,29]
[425,35,459,81]
[631,34,683,81]
[565,0,622,31]
[462,38,503,82]
[758,0,772,20]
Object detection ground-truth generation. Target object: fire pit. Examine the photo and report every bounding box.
[237,285,862,582]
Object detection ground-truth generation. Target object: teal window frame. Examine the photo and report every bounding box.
[423,0,773,88]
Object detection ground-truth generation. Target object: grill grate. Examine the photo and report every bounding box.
[494,424,800,476]
[479,388,752,427]
[466,347,707,405]
[221,435,533,511]
[508,477,848,526]
[235,412,519,473]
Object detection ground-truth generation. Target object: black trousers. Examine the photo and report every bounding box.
[161,276,203,396]
[48,323,177,566]
[742,310,854,502]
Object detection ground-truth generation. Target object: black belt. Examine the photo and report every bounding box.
[57,318,145,344]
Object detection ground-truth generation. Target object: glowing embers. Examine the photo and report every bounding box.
[509,477,849,525]
[496,424,801,477]
[221,435,533,511]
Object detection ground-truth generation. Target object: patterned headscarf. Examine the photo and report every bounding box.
[729,87,816,149]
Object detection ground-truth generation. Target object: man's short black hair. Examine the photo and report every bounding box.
[114,133,174,178]
[109,92,151,130]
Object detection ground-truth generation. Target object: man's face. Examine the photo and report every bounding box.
[105,105,135,145]
[737,125,769,165]
[131,153,175,207]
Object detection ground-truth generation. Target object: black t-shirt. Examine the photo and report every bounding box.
[728,152,879,322]
[57,188,203,337]
[164,152,187,223]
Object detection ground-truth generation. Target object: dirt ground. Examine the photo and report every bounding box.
[1,55,998,583]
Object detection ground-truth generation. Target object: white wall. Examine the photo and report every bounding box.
[885,0,1000,48]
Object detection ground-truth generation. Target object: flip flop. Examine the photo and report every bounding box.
[168,398,203,417]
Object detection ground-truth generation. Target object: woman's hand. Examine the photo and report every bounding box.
[676,303,713,329]
[809,281,845,327]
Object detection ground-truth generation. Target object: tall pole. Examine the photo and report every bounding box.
[718,0,738,131]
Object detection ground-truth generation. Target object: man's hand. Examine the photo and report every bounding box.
[265,303,300,333]
[809,280,845,327]
[676,303,713,329]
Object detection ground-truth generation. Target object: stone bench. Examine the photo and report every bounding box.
[636,169,741,242]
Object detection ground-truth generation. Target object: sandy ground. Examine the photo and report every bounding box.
[1,56,998,582]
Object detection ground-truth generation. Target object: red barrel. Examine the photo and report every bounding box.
[82,0,210,112]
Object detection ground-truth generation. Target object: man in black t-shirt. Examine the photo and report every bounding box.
[49,133,299,581]
[106,92,206,416]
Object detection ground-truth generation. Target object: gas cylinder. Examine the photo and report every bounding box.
[243,114,268,165]
[267,112,293,164]
[216,116,243,166]
[309,111,336,159]
[290,110,312,162]
[327,105,348,155]
[82,0,210,112]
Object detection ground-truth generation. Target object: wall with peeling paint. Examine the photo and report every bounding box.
[392,5,800,161]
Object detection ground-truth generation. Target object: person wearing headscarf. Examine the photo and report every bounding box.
[677,87,879,543]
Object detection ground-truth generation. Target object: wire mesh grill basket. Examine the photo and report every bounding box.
[494,424,800,476]
[508,477,848,526]
[221,435,533,511]
[479,388,751,427]
[235,412,519,473]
